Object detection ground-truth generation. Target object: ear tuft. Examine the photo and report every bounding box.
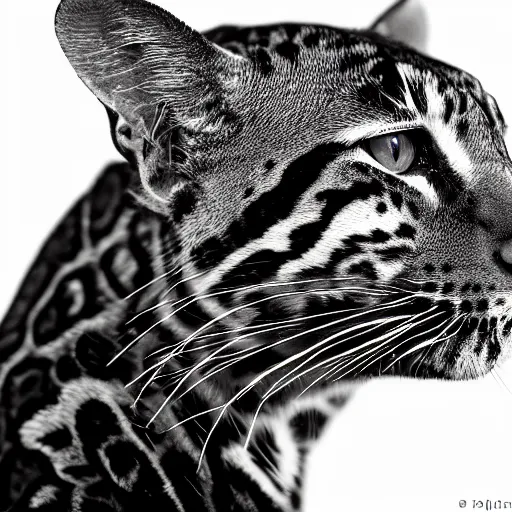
[369,0,428,52]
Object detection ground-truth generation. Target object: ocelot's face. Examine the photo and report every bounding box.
[166,34,512,382]
[57,2,512,384]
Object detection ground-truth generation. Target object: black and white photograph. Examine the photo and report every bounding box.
[3,1,512,510]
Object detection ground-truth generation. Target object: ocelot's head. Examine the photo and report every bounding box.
[56,0,512,388]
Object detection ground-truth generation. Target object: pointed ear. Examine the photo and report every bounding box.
[55,0,244,202]
[369,0,428,52]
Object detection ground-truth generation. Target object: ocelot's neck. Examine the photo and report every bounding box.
[116,216,226,409]
[129,219,311,418]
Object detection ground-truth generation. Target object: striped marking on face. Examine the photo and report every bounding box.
[277,197,415,280]
[396,64,473,177]
[334,62,477,206]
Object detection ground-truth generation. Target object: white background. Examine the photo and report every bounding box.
[3,1,512,511]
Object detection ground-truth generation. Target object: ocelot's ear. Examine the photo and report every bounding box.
[55,0,245,202]
[369,0,428,52]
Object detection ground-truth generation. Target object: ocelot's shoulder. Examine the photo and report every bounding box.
[0,162,135,345]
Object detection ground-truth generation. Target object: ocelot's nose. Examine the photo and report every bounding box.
[500,238,512,265]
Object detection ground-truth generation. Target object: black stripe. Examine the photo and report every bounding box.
[443,96,455,124]
[458,93,468,116]
[172,183,199,223]
[375,245,413,261]
[289,409,328,442]
[302,30,322,48]
[249,47,274,75]
[456,119,470,139]
[369,60,407,107]
[348,260,378,280]
[486,329,501,365]
[394,223,416,239]
[288,177,385,254]
[323,241,363,272]
[215,176,385,292]
[192,143,347,269]
[275,40,301,64]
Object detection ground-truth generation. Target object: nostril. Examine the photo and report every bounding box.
[500,239,512,265]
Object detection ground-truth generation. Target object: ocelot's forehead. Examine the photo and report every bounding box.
[175,26,507,248]
[199,25,507,178]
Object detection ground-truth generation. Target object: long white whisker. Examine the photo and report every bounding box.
[116,279,400,366]
[164,288,412,365]
[333,314,459,380]
[129,277,398,325]
[243,312,428,448]
[145,320,303,361]
[133,366,164,407]
[146,296,416,428]
[243,306,445,446]
[126,269,209,325]
[126,290,414,389]
[145,308,353,360]
[191,298,421,468]
[380,314,467,372]
[170,318,396,414]
[123,265,182,301]
[156,404,226,435]
[157,314,411,447]
[295,318,440,400]
[350,315,467,380]
[351,312,457,377]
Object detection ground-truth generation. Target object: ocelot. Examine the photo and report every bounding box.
[2,0,512,510]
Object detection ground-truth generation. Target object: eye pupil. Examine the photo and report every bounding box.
[390,136,400,162]
[367,132,415,174]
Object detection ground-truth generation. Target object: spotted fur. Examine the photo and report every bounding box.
[2,0,512,510]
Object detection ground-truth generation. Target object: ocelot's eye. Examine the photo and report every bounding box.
[367,132,415,174]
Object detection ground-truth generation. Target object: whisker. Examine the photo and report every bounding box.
[155,314,410,454]
[163,286,409,361]
[125,290,413,389]
[155,404,226,436]
[144,308,353,359]
[317,312,456,384]
[339,316,460,380]
[242,306,445,445]
[347,315,467,381]
[144,317,304,360]
[133,366,164,407]
[123,265,182,301]
[292,308,446,391]
[145,296,416,428]
[379,314,467,372]
[350,311,455,377]
[125,269,209,325]
[242,313,425,448]
[491,368,512,397]
[116,277,400,366]
[282,312,435,396]
[189,299,418,467]
[127,278,399,326]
